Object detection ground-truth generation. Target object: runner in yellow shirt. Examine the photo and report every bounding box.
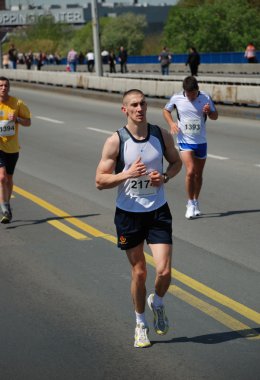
[0,76,31,223]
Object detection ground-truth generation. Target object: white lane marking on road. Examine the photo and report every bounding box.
[36,116,64,124]
[88,129,232,160]
[254,164,260,168]
[208,154,229,160]
[87,127,113,135]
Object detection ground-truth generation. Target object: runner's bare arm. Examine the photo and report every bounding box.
[161,128,182,180]
[17,117,31,126]
[203,103,218,120]
[163,108,180,134]
[148,128,182,187]
[8,113,31,127]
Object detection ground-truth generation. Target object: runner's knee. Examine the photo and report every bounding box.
[132,264,147,283]
[156,268,171,283]
[186,169,196,179]
[0,171,7,185]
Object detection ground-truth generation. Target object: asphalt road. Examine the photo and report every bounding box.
[0,86,259,380]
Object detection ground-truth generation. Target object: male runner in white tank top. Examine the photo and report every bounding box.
[96,89,182,348]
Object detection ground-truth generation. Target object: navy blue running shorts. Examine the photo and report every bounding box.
[0,151,19,175]
[114,202,173,250]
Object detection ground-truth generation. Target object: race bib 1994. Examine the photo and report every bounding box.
[0,120,15,137]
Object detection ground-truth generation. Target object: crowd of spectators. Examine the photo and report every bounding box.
[2,42,258,74]
[2,43,129,73]
[2,44,62,70]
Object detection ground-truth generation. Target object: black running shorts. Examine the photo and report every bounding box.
[114,202,172,250]
[0,150,19,175]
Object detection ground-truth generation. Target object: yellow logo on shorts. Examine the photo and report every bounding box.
[119,235,127,244]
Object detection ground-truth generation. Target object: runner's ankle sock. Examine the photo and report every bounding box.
[0,202,10,213]
[135,311,147,326]
[153,292,163,308]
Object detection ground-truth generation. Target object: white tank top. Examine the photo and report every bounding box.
[115,124,167,212]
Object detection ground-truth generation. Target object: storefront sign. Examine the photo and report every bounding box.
[0,8,85,26]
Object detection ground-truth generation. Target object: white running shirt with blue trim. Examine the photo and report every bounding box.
[164,91,216,145]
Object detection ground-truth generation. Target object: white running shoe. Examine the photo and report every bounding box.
[194,201,201,216]
[185,204,195,219]
[0,210,12,224]
[147,293,169,335]
[134,323,151,348]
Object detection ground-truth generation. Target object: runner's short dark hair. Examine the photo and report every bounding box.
[183,76,199,92]
[123,89,145,104]
[0,76,10,86]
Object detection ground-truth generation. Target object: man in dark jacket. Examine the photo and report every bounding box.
[118,46,128,73]
[186,47,200,76]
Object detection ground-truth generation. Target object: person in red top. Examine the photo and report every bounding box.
[244,42,257,63]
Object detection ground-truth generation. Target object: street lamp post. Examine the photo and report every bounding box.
[91,0,103,77]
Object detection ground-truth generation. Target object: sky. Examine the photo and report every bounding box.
[5,0,177,8]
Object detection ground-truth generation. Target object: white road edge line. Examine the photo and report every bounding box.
[87,127,112,135]
[208,154,229,160]
[35,116,64,124]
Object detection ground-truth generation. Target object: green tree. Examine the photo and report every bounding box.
[141,33,163,55]
[57,13,147,56]
[101,13,147,54]
[69,21,93,54]
[163,0,260,53]
[26,15,73,42]
[3,15,74,55]
[67,18,110,54]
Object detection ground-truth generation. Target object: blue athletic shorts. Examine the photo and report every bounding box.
[114,202,173,250]
[178,143,207,159]
[0,151,19,175]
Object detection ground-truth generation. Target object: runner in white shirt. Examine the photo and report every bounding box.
[96,89,182,348]
[163,76,218,219]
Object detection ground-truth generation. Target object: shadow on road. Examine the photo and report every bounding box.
[197,209,260,218]
[5,214,100,229]
[151,328,260,345]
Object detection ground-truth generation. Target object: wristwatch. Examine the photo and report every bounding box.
[163,172,170,183]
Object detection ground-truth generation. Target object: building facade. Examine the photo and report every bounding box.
[5,1,176,8]
[0,3,172,33]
